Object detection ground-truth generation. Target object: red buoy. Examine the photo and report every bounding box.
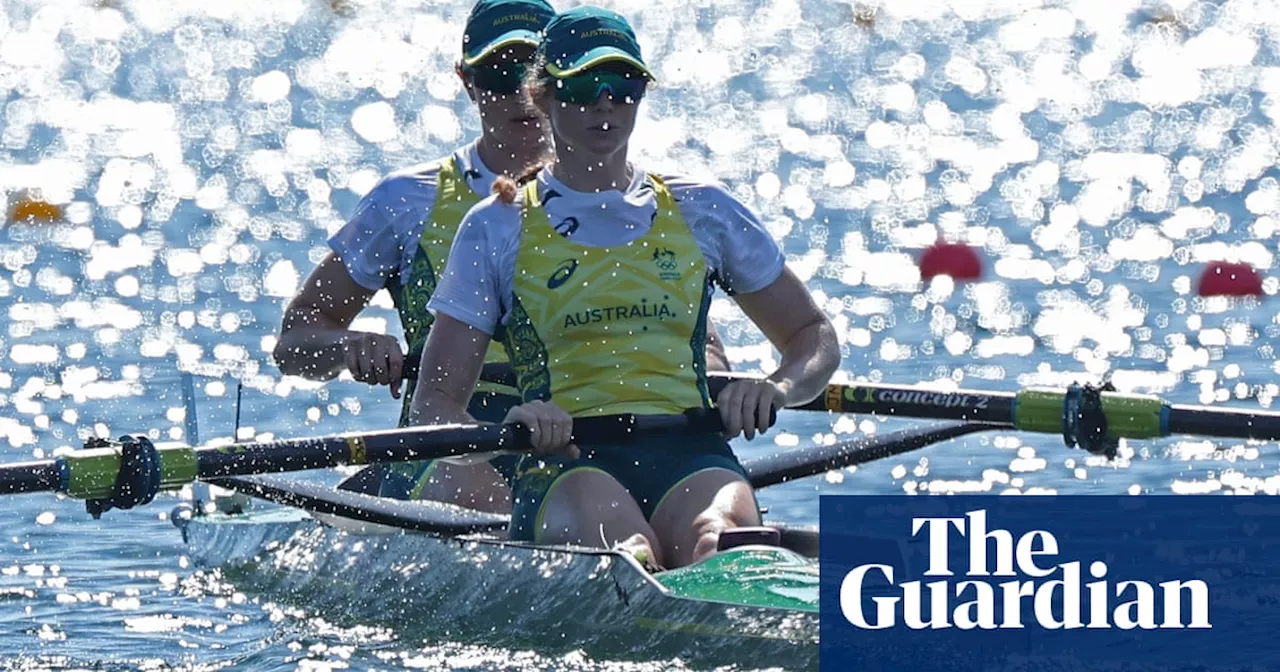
[919,242,983,281]
[1197,261,1262,297]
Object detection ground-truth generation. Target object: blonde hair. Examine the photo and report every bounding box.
[493,52,556,204]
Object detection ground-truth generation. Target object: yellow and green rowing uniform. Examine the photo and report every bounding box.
[377,157,520,500]
[501,176,748,541]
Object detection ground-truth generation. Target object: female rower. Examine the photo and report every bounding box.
[271,0,556,509]
[411,6,839,569]
[273,0,734,508]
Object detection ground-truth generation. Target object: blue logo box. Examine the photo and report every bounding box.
[819,496,1280,671]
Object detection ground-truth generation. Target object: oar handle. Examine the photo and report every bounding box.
[562,407,739,442]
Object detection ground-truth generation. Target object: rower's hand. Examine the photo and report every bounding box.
[342,333,406,399]
[505,400,580,459]
[717,379,785,440]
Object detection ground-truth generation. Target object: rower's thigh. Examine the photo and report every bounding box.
[524,468,658,552]
[415,461,512,514]
[648,468,761,568]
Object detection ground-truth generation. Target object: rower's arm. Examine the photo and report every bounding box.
[732,267,840,407]
[408,313,498,464]
[272,252,378,380]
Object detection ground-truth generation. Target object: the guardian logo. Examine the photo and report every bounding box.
[840,509,1211,631]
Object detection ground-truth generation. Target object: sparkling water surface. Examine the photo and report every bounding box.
[3,0,1280,669]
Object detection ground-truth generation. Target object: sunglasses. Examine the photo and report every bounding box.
[551,68,648,106]
[465,59,529,95]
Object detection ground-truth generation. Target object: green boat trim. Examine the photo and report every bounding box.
[655,546,818,613]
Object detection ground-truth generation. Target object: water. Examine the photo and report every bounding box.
[2,0,1280,668]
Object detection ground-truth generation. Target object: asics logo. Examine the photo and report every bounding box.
[547,258,578,289]
[555,217,580,237]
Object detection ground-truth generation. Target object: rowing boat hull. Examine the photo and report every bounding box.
[181,506,818,667]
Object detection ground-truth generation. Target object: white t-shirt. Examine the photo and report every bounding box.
[328,140,498,290]
[428,167,786,336]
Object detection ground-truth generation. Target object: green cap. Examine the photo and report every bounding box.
[539,6,654,80]
[461,0,556,67]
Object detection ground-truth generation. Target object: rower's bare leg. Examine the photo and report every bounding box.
[648,468,761,569]
[415,462,512,514]
[535,470,663,568]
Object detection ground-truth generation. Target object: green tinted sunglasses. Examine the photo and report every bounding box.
[551,68,648,106]
[465,60,529,95]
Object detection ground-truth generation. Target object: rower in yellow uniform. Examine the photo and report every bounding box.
[273,0,733,508]
[271,0,555,509]
[411,6,840,569]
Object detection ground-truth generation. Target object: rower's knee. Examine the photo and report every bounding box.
[533,469,657,553]
[617,532,664,571]
[690,509,752,563]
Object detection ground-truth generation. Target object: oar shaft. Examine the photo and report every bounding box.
[0,410,726,500]
[744,423,993,489]
[825,383,1280,442]
[41,424,514,501]
[702,367,1280,444]
[809,382,1018,424]
[204,411,718,482]
[823,384,1280,442]
[194,412,696,477]
[192,423,514,479]
[0,461,61,496]
[1168,405,1280,441]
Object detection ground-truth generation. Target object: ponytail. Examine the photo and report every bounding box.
[492,175,518,204]
[492,158,552,204]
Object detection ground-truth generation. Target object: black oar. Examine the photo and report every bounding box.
[742,422,991,488]
[749,375,1280,454]
[466,363,1280,455]
[0,409,729,500]
[197,421,994,538]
